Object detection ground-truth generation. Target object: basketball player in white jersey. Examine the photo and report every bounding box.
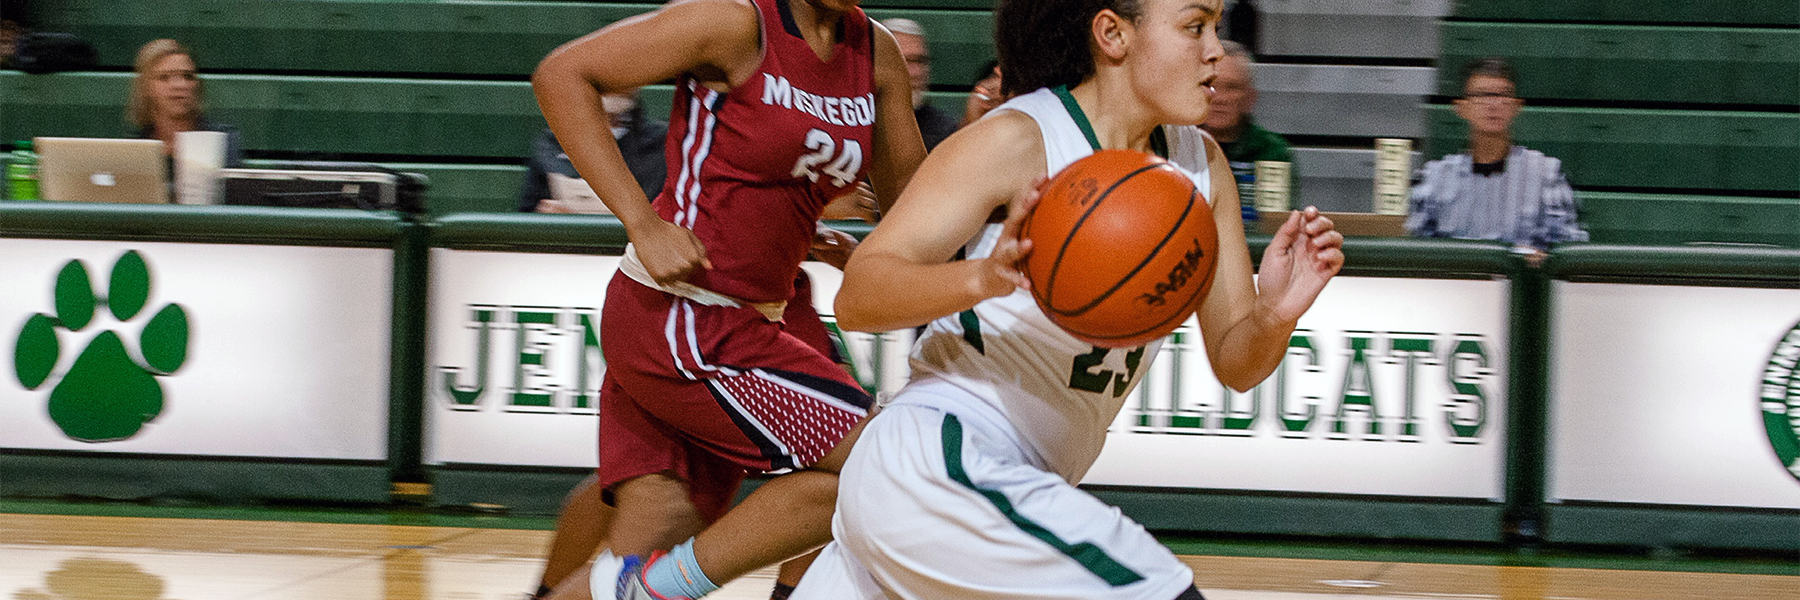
[791,0,1343,598]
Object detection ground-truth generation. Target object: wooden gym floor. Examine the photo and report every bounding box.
[2,509,1795,600]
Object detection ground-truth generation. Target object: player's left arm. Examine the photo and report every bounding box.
[863,20,928,216]
[1196,135,1344,391]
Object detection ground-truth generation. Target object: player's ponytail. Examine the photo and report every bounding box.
[995,0,1143,97]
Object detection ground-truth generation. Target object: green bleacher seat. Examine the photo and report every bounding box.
[1425,106,1800,193]
[1,71,973,160]
[1577,192,1800,248]
[1453,0,1800,27]
[28,0,997,87]
[1,72,543,158]
[1439,23,1799,106]
[27,0,640,78]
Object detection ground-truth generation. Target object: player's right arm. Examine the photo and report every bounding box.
[532,0,761,284]
[834,111,1044,333]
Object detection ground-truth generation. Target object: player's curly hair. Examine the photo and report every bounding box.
[996,0,1143,97]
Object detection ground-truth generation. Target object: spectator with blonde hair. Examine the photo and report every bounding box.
[130,39,243,168]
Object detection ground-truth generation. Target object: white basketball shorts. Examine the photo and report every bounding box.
[791,383,1194,599]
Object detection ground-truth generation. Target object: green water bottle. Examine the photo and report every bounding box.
[6,140,40,201]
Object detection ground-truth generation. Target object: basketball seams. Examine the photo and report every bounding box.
[1044,163,1196,318]
[1041,161,1167,309]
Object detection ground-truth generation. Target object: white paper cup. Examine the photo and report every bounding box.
[174,130,227,205]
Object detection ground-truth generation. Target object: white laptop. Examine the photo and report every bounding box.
[34,137,170,203]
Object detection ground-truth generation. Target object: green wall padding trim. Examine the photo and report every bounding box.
[1549,244,1800,282]
[1546,503,1800,551]
[0,202,405,245]
[1089,487,1506,543]
[0,452,390,504]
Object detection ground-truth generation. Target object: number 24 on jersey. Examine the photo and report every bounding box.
[791,128,862,188]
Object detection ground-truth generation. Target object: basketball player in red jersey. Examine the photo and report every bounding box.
[532,0,925,598]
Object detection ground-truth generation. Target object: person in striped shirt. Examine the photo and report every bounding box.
[1406,57,1587,261]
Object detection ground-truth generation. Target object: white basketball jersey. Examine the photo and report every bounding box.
[908,88,1214,483]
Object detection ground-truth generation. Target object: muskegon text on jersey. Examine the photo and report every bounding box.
[761,74,876,128]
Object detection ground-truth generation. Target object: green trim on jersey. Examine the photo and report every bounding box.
[822,320,867,389]
[1051,85,1103,151]
[940,414,1145,586]
[1050,85,1167,158]
[958,309,986,354]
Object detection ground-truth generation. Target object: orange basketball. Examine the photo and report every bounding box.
[1021,150,1220,348]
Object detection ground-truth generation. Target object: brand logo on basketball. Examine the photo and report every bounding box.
[1760,319,1800,483]
[1065,178,1100,207]
[1138,240,1205,308]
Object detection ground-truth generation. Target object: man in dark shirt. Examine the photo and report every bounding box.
[518,90,666,213]
[882,18,958,151]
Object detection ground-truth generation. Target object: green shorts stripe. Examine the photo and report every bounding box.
[939,414,1145,587]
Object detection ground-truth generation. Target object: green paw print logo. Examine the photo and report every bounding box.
[13,251,191,442]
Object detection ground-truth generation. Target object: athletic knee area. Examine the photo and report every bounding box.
[561,475,602,511]
[613,472,693,506]
[611,473,704,528]
[1175,585,1206,600]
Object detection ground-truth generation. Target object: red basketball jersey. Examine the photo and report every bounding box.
[656,0,877,304]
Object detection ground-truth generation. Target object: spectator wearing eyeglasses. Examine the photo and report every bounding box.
[1407,57,1587,259]
[1200,40,1292,225]
[881,18,958,151]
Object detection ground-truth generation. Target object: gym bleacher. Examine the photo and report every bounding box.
[1432,0,1799,246]
[3,0,1796,246]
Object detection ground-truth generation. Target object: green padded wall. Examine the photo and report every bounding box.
[28,0,997,87]
[1425,106,1800,193]
[1452,0,1800,26]
[1438,24,1799,106]
[1576,192,1800,247]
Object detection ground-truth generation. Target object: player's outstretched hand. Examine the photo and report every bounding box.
[811,223,859,270]
[1257,207,1344,323]
[635,219,713,285]
[974,180,1041,300]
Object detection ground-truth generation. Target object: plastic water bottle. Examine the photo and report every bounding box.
[6,140,39,201]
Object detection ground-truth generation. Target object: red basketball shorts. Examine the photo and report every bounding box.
[596,271,871,521]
